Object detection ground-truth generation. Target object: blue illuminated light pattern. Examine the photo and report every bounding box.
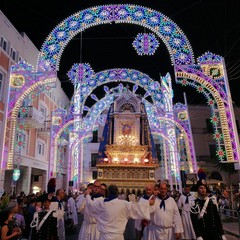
[37,4,194,71]
[132,33,159,56]
[68,68,164,112]
[67,63,94,86]
[197,51,222,64]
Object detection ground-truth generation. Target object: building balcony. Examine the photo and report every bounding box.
[37,121,51,140]
[20,106,45,129]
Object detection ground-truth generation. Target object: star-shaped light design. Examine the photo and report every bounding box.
[132,33,159,56]
[67,63,94,86]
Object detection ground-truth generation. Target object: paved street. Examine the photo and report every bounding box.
[225,235,239,240]
[223,222,240,240]
[66,214,240,240]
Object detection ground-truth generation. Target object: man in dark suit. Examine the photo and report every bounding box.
[190,179,226,240]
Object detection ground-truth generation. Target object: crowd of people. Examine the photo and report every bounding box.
[0,178,231,240]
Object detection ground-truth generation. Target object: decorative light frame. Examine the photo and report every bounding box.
[175,52,240,162]
[37,4,194,71]
[4,4,239,184]
[132,33,159,55]
[51,74,196,183]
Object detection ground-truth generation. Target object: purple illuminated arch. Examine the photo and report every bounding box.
[37,4,194,71]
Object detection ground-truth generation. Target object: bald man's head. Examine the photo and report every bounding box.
[145,183,154,196]
[159,182,168,198]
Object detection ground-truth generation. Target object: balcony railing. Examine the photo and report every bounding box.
[37,121,51,139]
[20,106,45,129]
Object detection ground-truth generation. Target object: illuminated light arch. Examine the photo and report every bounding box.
[7,76,57,169]
[51,119,74,176]
[52,91,195,181]
[53,70,162,146]
[144,97,194,167]
[4,4,238,188]
[11,78,56,118]
[151,131,178,187]
[51,120,94,178]
[34,4,239,166]
[158,117,197,173]
[51,95,114,178]
[69,134,92,185]
[53,120,75,146]
[175,70,235,162]
[37,4,194,71]
[72,68,164,112]
[83,99,113,129]
[52,94,113,149]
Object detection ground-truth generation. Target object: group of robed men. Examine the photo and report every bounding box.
[76,179,226,240]
[30,178,227,240]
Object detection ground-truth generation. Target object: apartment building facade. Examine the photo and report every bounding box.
[0,11,69,195]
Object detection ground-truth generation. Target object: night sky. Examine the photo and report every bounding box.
[1,0,240,107]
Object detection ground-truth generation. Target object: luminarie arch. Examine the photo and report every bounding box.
[4,4,240,190]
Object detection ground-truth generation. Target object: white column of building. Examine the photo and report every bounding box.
[42,170,47,193]
[22,166,32,194]
[0,70,11,195]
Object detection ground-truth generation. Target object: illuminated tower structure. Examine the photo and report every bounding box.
[97,87,158,192]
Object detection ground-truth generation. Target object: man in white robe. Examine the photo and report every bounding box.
[148,182,183,240]
[177,186,196,240]
[76,191,86,213]
[78,180,103,240]
[52,189,66,240]
[67,193,78,226]
[134,183,154,240]
[85,184,153,240]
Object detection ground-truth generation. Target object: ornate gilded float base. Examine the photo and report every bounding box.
[97,163,158,192]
